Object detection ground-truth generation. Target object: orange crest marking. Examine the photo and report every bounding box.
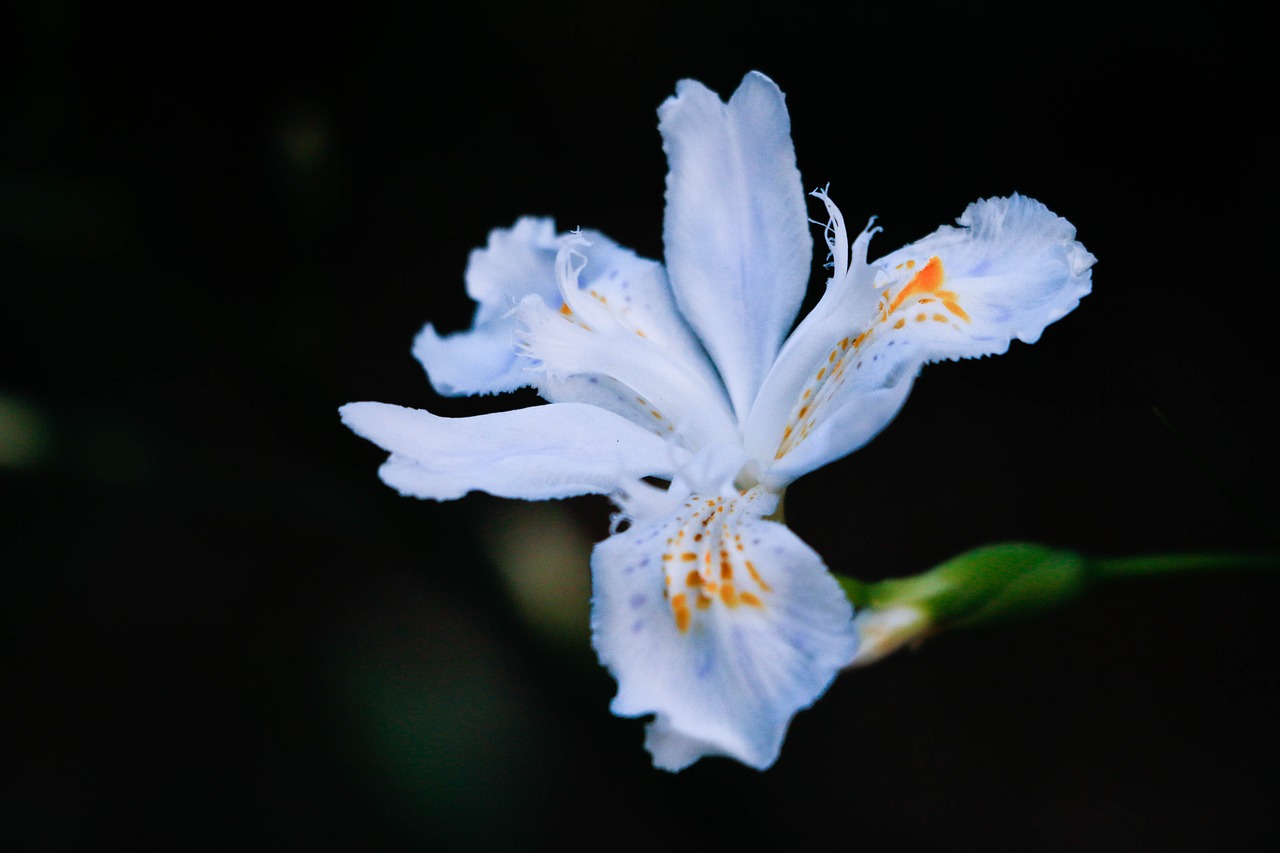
[774,255,970,461]
[663,494,772,632]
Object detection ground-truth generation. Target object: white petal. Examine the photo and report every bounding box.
[413,218,680,398]
[464,217,564,321]
[871,194,1095,358]
[413,318,528,396]
[553,241,719,392]
[590,486,857,771]
[412,217,559,396]
[749,193,1093,486]
[339,401,688,501]
[658,71,812,422]
[514,242,738,452]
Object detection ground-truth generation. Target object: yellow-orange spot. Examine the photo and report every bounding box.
[661,553,673,562]
[853,331,868,349]
[740,591,763,608]
[558,303,573,316]
[720,560,734,580]
[918,297,935,304]
[933,313,948,323]
[704,551,712,565]
[672,595,691,633]
[915,312,927,322]
[650,409,662,419]
[840,337,851,350]
[635,329,646,337]
[906,259,917,269]
[720,583,738,607]
[686,570,703,587]
[798,404,810,419]
[828,350,837,363]
[745,560,772,592]
[893,318,906,329]
[693,532,703,542]
[680,552,697,562]
[816,367,826,381]
[943,300,970,322]
[802,388,812,400]
[889,256,944,313]
[696,594,713,610]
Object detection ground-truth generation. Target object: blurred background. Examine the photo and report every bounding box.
[3,1,1276,849]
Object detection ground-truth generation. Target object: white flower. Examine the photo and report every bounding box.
[340,71,1094,771]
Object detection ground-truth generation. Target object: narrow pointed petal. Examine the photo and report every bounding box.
[659,71,812,422]
[340,401,688,501]
[591,487,857,770]
[750,193,1093,486]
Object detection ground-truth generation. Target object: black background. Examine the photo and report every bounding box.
[3,2,1277,849]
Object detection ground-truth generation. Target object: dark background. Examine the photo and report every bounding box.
[3,2,1276,849]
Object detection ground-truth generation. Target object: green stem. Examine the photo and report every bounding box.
[1090,552,1280,580]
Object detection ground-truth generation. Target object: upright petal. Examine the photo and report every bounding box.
[659,71,812,422]
[591,486,857,770]
[748,192,1094,487]
[340,401,688,501]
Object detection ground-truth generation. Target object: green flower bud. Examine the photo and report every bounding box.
[841,543,1088,666]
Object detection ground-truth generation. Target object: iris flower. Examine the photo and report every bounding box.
[341,72,1094,770]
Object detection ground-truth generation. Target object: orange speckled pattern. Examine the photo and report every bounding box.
[661,493,772,632]
[773,255,971,461]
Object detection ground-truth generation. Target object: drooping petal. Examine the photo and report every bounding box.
[658,71,812,422]
[414,219,678,397]
[591,486,858,771]
[339,401,688,501]
[748,192,1094,487]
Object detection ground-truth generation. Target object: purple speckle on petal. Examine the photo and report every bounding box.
[630,594,646,609]
[631,619,645,634]
[694,647,713,678]
[638,556,650,567]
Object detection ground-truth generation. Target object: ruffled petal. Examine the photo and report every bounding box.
[339,401,688,501]
[414,218,678,397]
[658,71,812,422]
[748,192,1094,487]
[513,240,738,452]
[590,486,857,771]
